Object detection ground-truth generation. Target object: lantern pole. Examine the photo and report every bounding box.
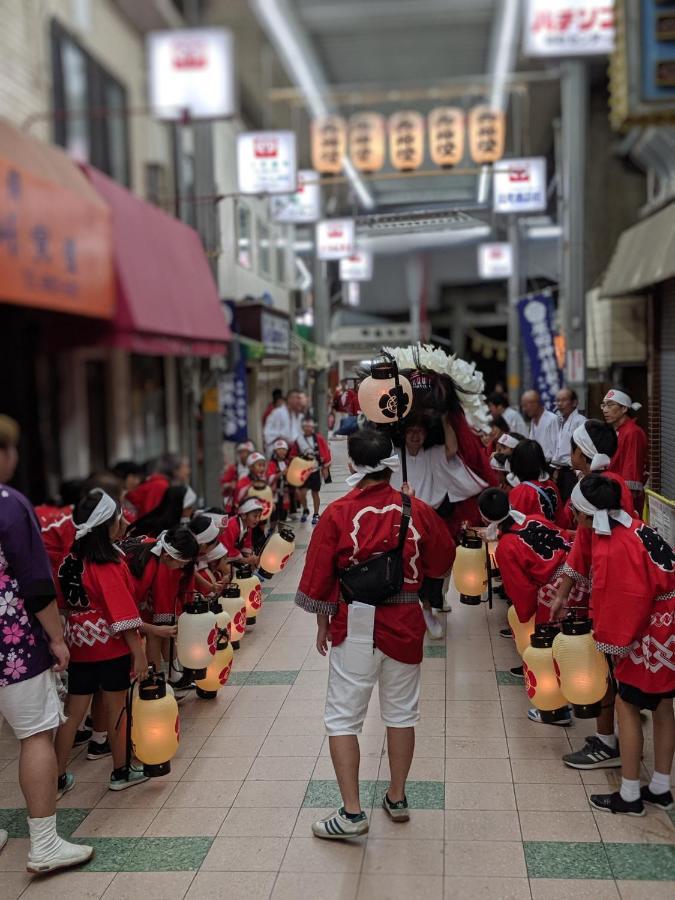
[382,350,408,485]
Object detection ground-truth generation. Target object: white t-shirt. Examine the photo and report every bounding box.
[503,406,527,436]
[390,445,448,508]
[529,409,560,463]
[263,406,302,451]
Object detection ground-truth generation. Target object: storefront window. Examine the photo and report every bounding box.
[236,202,252,269]
[130,356,167,465]
[258,219,271,278]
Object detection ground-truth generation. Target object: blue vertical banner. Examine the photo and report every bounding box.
[518,292,563,410]
[219,355,249,442]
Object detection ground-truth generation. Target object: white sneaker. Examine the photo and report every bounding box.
[422,607,443,640]
[26,815,93,875]
[312,807,369,839]
[0,828,8,852]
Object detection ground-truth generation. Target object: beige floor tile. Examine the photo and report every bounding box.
[510,759,581,784]
[172,735,207,759]
[272,872,359,900]
[444,841,527,878]
[0,872,31,900]
[179,717,221,737]
[443,876,531,899]
[210,716,272,737]
[420,682,446,701]
[445,758,513,783]
[519,810,600,842]
[506,736,571,759]
[358,873,443,900]
[503,715,578,738]
[201,836,289,871]
[280,698,328,718]
[185,871,276,900]
[312,754,380,780]
[530,880,620,900]
[444,717,506,738]
[248,755,317,781]
[615,882,674,899]
[292,807,335,837]
[591,807,675,843]
[21,872,115,899]
[445,701,502,717]
[0,839,29,872]
[260,734,324,757]
[73,807,158,838]
[103,872,196,899]
[225,699,287,718]
[236,685,293,701]
[219,806,299,837]
[233,779,309,808]
[445,809,521,842]
[378,755,444,782]
[419,700,448,717]
[0,782,32,807]
[444,782,516,810]
[164,779,242,807]
[362,838,444,876]
[413,717,446,736]
[515,782,591,811]
[445,738,508,758]
[578,768,623,788]
[408,734,445,757]
[67,755,114,783]
[93,779,177,809]
[184,755,254,779]
[268,716,327,736]
[57,780,108,809]
[143,806,227,836]
[445,685,501,701]
[281,836,365,873]
[367,809,444,841]
[198,734,266,757]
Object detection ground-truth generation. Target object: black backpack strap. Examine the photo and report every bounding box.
[397,494,412,551]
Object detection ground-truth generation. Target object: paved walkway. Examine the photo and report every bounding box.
[0,442,673,898]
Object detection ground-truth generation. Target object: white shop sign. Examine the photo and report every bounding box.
[260,311,290,357]
[493,157,547,214]
[316,219,355,260]
[237,131,297,195]
[524,0,615,58]
[339,250,373,282]
[270,169,321,223]
[478,243,513,280]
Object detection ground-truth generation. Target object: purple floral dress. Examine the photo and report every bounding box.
[0,486,54,687]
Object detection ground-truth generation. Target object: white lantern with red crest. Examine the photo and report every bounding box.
[286,456,317,488]
[234,563,263,626]
[522,625,569,724]
[246,483,274,522]
[358,359,413,425]
[552,617,609,719]
[194,599,234,698]
[219,585,246,649]
[176,596,217,680]
[259,526,296,579]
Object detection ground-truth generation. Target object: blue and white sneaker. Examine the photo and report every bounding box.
[311,807,369,839]
[527,707,573,727]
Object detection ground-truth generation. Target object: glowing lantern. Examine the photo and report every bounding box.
[522,625,569,724]
[234,564,263,625]
[468,105,505,164]
[259,526,296,579]
[246,482,274,521]
[287,455,317,488]
[194,600,234,698]
[131,666,179,777]
[428,107,465,167]
[311,115,347,175]
[358,360,413,424]
[348,112,386,173]
[220,585,246,649]
[453,533,488,605]
[389,110,424,171]
[507,605,536,658]
[176,596,217,679]
[552,617,609,718]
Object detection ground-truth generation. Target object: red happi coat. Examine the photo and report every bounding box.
[495,515,588,625]
[59,555,142,663]
[125,474,170,519]
[509,478,565,527]
[589,519,675,695]
[608,418,648,498]
[220,515,253,557]
[41,513,76,609]
[296,482,456,664]
[290,433,332,466]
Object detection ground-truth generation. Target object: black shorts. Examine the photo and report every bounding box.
[68,654,132,695]
[304,471,322,493]
[617,681,675,711]
[420,576,444,610]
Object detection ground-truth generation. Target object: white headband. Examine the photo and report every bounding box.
[603,389,641,412]
[273,439,288,450]
[200,512,228,528]
[506,472,520,487]
[482,506,527,527]
[573,424,611,473]
[193,521,220,544]
[206,543,227,563]
[150,530,190,562]
[247,452,265,467]
[490,456,507,472]
[183,486,197,508]
[570,482,633,535]
[74,490,118,540]
[497,434,519,450]
[239,498,264,515]
[346,454,400,487]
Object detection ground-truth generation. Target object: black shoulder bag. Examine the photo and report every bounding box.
[338,494,412,606]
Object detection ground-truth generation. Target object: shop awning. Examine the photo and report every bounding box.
[0,119,114,318]
[83,165,231,356]
[601,201,675,297]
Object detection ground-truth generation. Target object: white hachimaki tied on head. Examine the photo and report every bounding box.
[382,342,491,432]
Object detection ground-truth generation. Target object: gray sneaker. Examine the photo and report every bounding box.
[563,735,621,769]
[382,793,410,822]
[312,807,368,839]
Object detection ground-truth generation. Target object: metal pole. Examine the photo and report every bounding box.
[560,60,589,407]
[313,257,330,436]
[507,215,522,405]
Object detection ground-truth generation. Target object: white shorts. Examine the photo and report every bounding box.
[324,642,421,736]
[0,668,66,740]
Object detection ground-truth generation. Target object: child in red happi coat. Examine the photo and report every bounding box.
[506,439,565,527]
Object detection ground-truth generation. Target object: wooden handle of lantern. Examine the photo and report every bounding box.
[383,349,408,484]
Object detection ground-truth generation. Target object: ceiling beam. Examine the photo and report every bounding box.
[297,0,494,31]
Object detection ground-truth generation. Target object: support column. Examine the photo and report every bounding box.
[313,257,329,435]
[560,60,589,407]
[507,215,522,405]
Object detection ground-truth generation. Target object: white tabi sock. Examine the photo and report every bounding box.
[619,777,640,803]
[649,771,672,795]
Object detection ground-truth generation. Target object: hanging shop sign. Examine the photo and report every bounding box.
[493,157,547,214]
[478,243,513,280]
[147,28,236,120]
[236,303,290,358]
[428,107,465,167]
[518,292,563,410]
[524,0,615,58]
[388,111,425,171]
[270,169,321,224]
[236,131,297,195]
[311,116,347,175]
[316,218,355,260]
[339,250,374,282]
[348,113,387,173]
[219,356,249,443]
[468,106,506,164]
[346,281,361,307]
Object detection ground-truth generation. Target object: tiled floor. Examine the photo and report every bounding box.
[0,443,673,898]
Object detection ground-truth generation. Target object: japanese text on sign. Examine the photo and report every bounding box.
[524,0,615,57]
[518,293,563,410]
[493,157,547,214]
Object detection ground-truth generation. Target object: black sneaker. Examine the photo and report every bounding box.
[563,735,621,770]
[301,510,309,523]
[641,785,674,811]
[382,793,409,822]
[509,665,524,679]
[73,728,92,747]
[499,627,514,639]
[589,791,645,817]
[86,739,111,761]
[169,671,194,691]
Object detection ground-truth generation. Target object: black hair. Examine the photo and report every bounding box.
[82,471,123,502]
[272,389,283,401]
[559,388,578,403]
[508,432,527,443]
[154,453,186,479]
[488,415,510,434]
[487,392,510,409]
[391,412,434,450]
[60,492,121,608]
[478,487,510,523]
[570,418,618,463]
[348,427,395,481]
[59,478,86,507]
[128,484,188,538]
[112,460,144,480]
[189,514,220,550]
[510,439,549,482]
[578,474,622,511]
[124,526,199,579]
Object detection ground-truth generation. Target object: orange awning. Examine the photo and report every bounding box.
[0,119,114,319]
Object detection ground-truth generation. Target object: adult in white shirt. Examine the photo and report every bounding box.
[551,388,586,501]
[487,392,528,437]
[263,390,304,454]
[521,390,560,464]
